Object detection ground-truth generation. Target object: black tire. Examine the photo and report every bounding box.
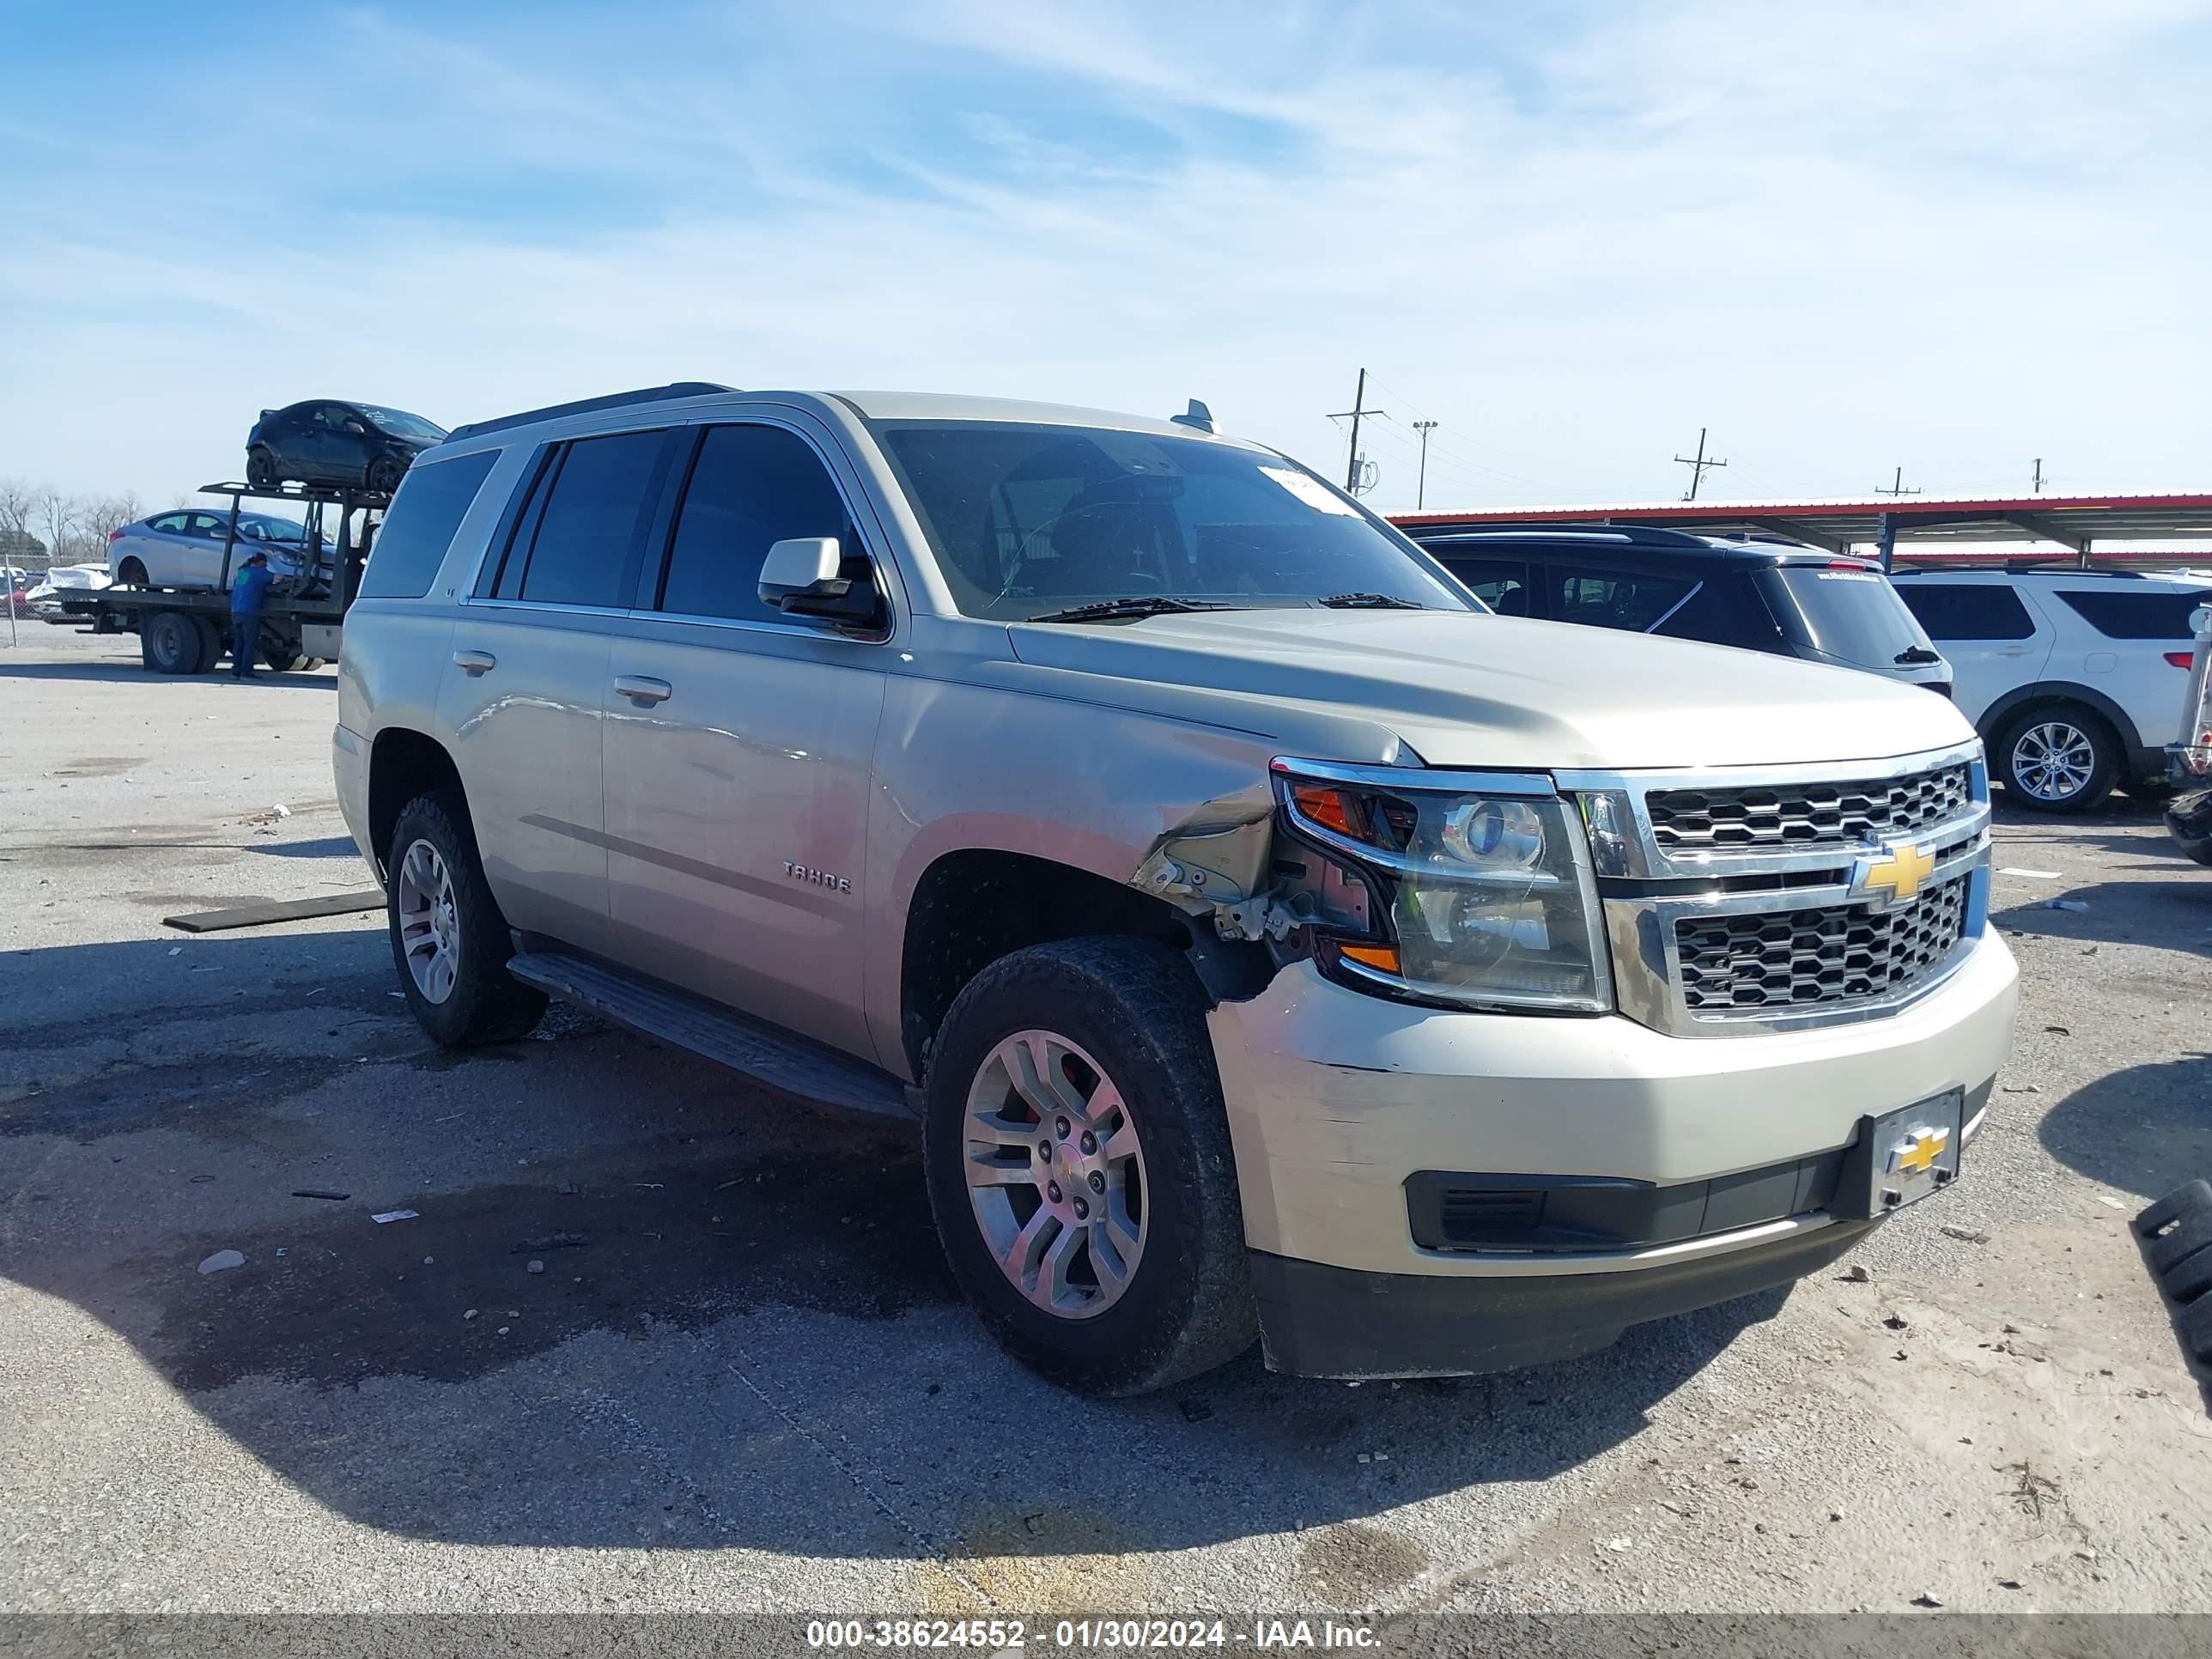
[117,557,149,588]
[189,616,222,674]
[368,453,405,493]
[142,610,203,674]
[1996,703,2119,813]
[921,937,1256,1396]
[386,791,547,1048]
[246,448,276,489]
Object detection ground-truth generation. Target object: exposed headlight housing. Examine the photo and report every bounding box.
[1271,759,1613,1013]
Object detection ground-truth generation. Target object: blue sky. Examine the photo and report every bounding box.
[3,0,2209,512]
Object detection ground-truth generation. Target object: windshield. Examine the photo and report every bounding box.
[237,513,307,544]
[873,422,1469,621]
[1759,565,1939,670]
[358,405,447,442]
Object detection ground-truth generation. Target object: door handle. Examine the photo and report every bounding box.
[452,649,496,675]
[614,675,672,705]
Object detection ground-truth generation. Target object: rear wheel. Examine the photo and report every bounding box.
[386,792,547,1047]
[189,616,222,673]
[141,610,204,674]
[921,938,1256,1396]
[117,557,149,588]
[246,448,276,489]
[368,453,405,493]
[1997,704,2118,813]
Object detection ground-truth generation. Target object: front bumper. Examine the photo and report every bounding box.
[1206,932,2017,1376]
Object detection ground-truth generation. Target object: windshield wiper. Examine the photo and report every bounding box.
[1024,597,1236,625]
[1893,645,1942,665]
[1319,592,1425,610]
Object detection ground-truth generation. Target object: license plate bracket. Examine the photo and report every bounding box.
[1841,1088,1966,1220]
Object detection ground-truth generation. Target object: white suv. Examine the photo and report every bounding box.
[1893,568,2210,811]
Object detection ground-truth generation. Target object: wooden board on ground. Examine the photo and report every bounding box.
[163,890,386,933]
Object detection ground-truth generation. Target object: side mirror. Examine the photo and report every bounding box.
[759,537,882,626]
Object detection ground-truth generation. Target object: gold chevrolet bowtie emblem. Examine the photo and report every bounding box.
[1889,1127,1950,1176]
[1854,840,1936,907]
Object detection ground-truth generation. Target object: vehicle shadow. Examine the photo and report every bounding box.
[1990,875,2212,957]
[244,835,361,860]
[0,659,333,686]
[2038,1054,2212,1202]
[0,928,1778,1562]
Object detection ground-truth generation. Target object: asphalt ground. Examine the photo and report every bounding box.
[3,626,2209,1620]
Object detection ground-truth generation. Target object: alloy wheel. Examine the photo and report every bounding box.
[2011,720,2097,803]
[961,1030,1149,1320]
[395,838,462,1004]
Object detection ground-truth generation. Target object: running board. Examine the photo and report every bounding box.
[507,950,917,1126]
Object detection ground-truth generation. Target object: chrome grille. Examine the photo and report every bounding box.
[1674,873,1971,1012]
[1646,763,1972,852]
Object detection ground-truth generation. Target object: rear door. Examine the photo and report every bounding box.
[2050,583,2212,750]
[131,512,194,585]
[599,416,891,1060]
[1431,552,1534,617]
[441,426,678,956]
[184,512,240,590]
[1893,581,2054,726]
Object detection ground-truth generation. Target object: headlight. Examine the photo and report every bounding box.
[1272,760,1612,1013]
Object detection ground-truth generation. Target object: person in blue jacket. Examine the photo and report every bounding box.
[229,551,273,678]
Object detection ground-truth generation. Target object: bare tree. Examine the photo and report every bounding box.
[82,492,144,548]
[0,479,40,570]
[37,489,77,569]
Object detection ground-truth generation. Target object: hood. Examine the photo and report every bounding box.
[1005,609,1976,770]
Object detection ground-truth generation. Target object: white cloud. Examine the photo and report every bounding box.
[2,0,2207,511]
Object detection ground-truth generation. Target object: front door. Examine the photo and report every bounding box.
[600,418,890,1062]
[1895,583,2055,726]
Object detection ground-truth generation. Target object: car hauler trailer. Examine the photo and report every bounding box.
[62,478,386,674]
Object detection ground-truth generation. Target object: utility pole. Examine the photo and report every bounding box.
[1672,428,1728,501]
[1412,420,1439,510]
[1328,368,1384,495]
[1875,465,1920,498]
[2033,458,2045,495]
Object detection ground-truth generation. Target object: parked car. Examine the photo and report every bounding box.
[246,401,447,494]
[2165,601,2212,865]
[26,562,112,621]
[1891,568,2212,811]
[106,508,318,591]
[1401,522,1951,695]
[337,385,2015,1395]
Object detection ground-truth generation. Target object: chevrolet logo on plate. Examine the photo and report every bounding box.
[1850,839,1936,908]
[1887,1127,1950,1176]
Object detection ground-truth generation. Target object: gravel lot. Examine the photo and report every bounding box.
[3,626,2209,1619]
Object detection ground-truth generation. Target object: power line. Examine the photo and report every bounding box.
[1672,428,1728,501]
[1325,368,1384,495]
[1875,465,1921,498]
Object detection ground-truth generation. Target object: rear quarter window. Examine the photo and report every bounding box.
[2055,588,2212,640]
[358,449,500,600]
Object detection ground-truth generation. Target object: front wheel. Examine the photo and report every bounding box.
[1997,705,2118,812]
[367,453,405,493]
[246,448,277,489]
[386,792,547,1047]
[921,937,1256,1396]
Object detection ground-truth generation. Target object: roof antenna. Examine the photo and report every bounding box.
[1170,399,1214,434]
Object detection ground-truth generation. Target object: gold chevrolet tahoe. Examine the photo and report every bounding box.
[334,384,2017,1394]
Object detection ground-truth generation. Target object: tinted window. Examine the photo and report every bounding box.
[1896,583,2036,641]
[1759,566,1936,667]
[1655,574,1788,651]
[1437,556,1532,617]
[515,430,666,609]
[876,422,1465,620]
[149,513,188,534]
[2056,587,2212,640]
[657,424,856,623]
[358,448,499,600]
[185,513,230,539]
[1550,565,1698,631]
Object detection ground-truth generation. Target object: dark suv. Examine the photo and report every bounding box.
[1400,522,1951,694]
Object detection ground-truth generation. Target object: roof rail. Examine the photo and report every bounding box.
[446,382,737,443]
[1404,519,1722,550]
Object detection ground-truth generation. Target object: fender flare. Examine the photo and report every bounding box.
[1977,680,2144,759]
